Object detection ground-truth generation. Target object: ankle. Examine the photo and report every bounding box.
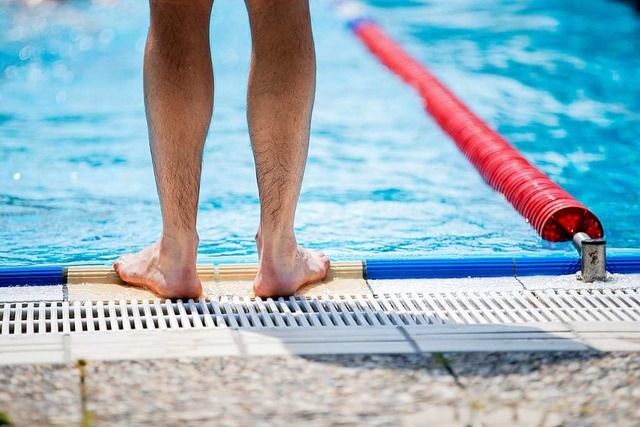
[159,232,199,261]
[259,233,297,259]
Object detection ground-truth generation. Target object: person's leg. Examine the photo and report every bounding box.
[114,0,214,299]
[245,0,330,297]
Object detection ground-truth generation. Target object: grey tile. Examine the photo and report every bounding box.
[0,285,63,303]
[369,277,523,294]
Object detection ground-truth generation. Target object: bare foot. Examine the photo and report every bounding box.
[113,237,202,299]
[254,239,330,298]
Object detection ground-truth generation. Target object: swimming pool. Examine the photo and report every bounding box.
[0,0,638,267]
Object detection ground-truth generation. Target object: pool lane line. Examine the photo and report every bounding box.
[330,0,603,243]
[2,254,640,287]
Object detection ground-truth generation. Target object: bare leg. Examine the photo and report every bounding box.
[114,0,214,299]
[245,0,330,297]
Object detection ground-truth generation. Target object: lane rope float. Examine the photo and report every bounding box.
[331,0,604,243]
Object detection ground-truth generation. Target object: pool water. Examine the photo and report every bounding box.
[0,0,638,266]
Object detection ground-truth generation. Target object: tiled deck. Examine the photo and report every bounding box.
[1,272,639,363]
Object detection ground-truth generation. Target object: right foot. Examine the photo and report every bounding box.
[254,238,330,298]
[113,236,202,299]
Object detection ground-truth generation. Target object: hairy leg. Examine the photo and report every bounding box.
[114,0,214,299]
[245,0,329,297]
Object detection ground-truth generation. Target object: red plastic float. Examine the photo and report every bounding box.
[352,20,603,242]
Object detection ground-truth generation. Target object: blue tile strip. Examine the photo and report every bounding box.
[364,253,640,280]
[365,258,516,280]
[607,254,640,274]
[0,266,64,287]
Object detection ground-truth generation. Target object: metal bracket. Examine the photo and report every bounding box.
[572,232,607,282]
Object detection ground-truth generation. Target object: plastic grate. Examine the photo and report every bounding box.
[1,290,640,336]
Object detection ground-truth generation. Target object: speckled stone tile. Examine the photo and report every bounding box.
[204,278,369,299]
[2,353,640,426]
[67,282,159,302]
[66,277,369,302]
[446,352,640,427]
[369,276,523,295]
[0,363,81,426]
[517,273,640,290]
[0,285,63,303]
[82,355,457,426]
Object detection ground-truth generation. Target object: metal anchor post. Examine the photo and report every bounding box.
[572,232,607,283]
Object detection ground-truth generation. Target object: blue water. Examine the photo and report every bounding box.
[0,0,638,266]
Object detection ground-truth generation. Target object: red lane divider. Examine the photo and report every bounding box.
[353,21,603,242]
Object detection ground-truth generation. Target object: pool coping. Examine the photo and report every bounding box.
[1,273,640,364]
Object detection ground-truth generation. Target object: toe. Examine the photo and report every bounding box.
[114,253,132,268]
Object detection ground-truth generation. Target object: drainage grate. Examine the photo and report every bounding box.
[2,290,640,336]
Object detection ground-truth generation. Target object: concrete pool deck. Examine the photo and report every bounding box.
[1,353,639,426]
[1,272,639,425]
